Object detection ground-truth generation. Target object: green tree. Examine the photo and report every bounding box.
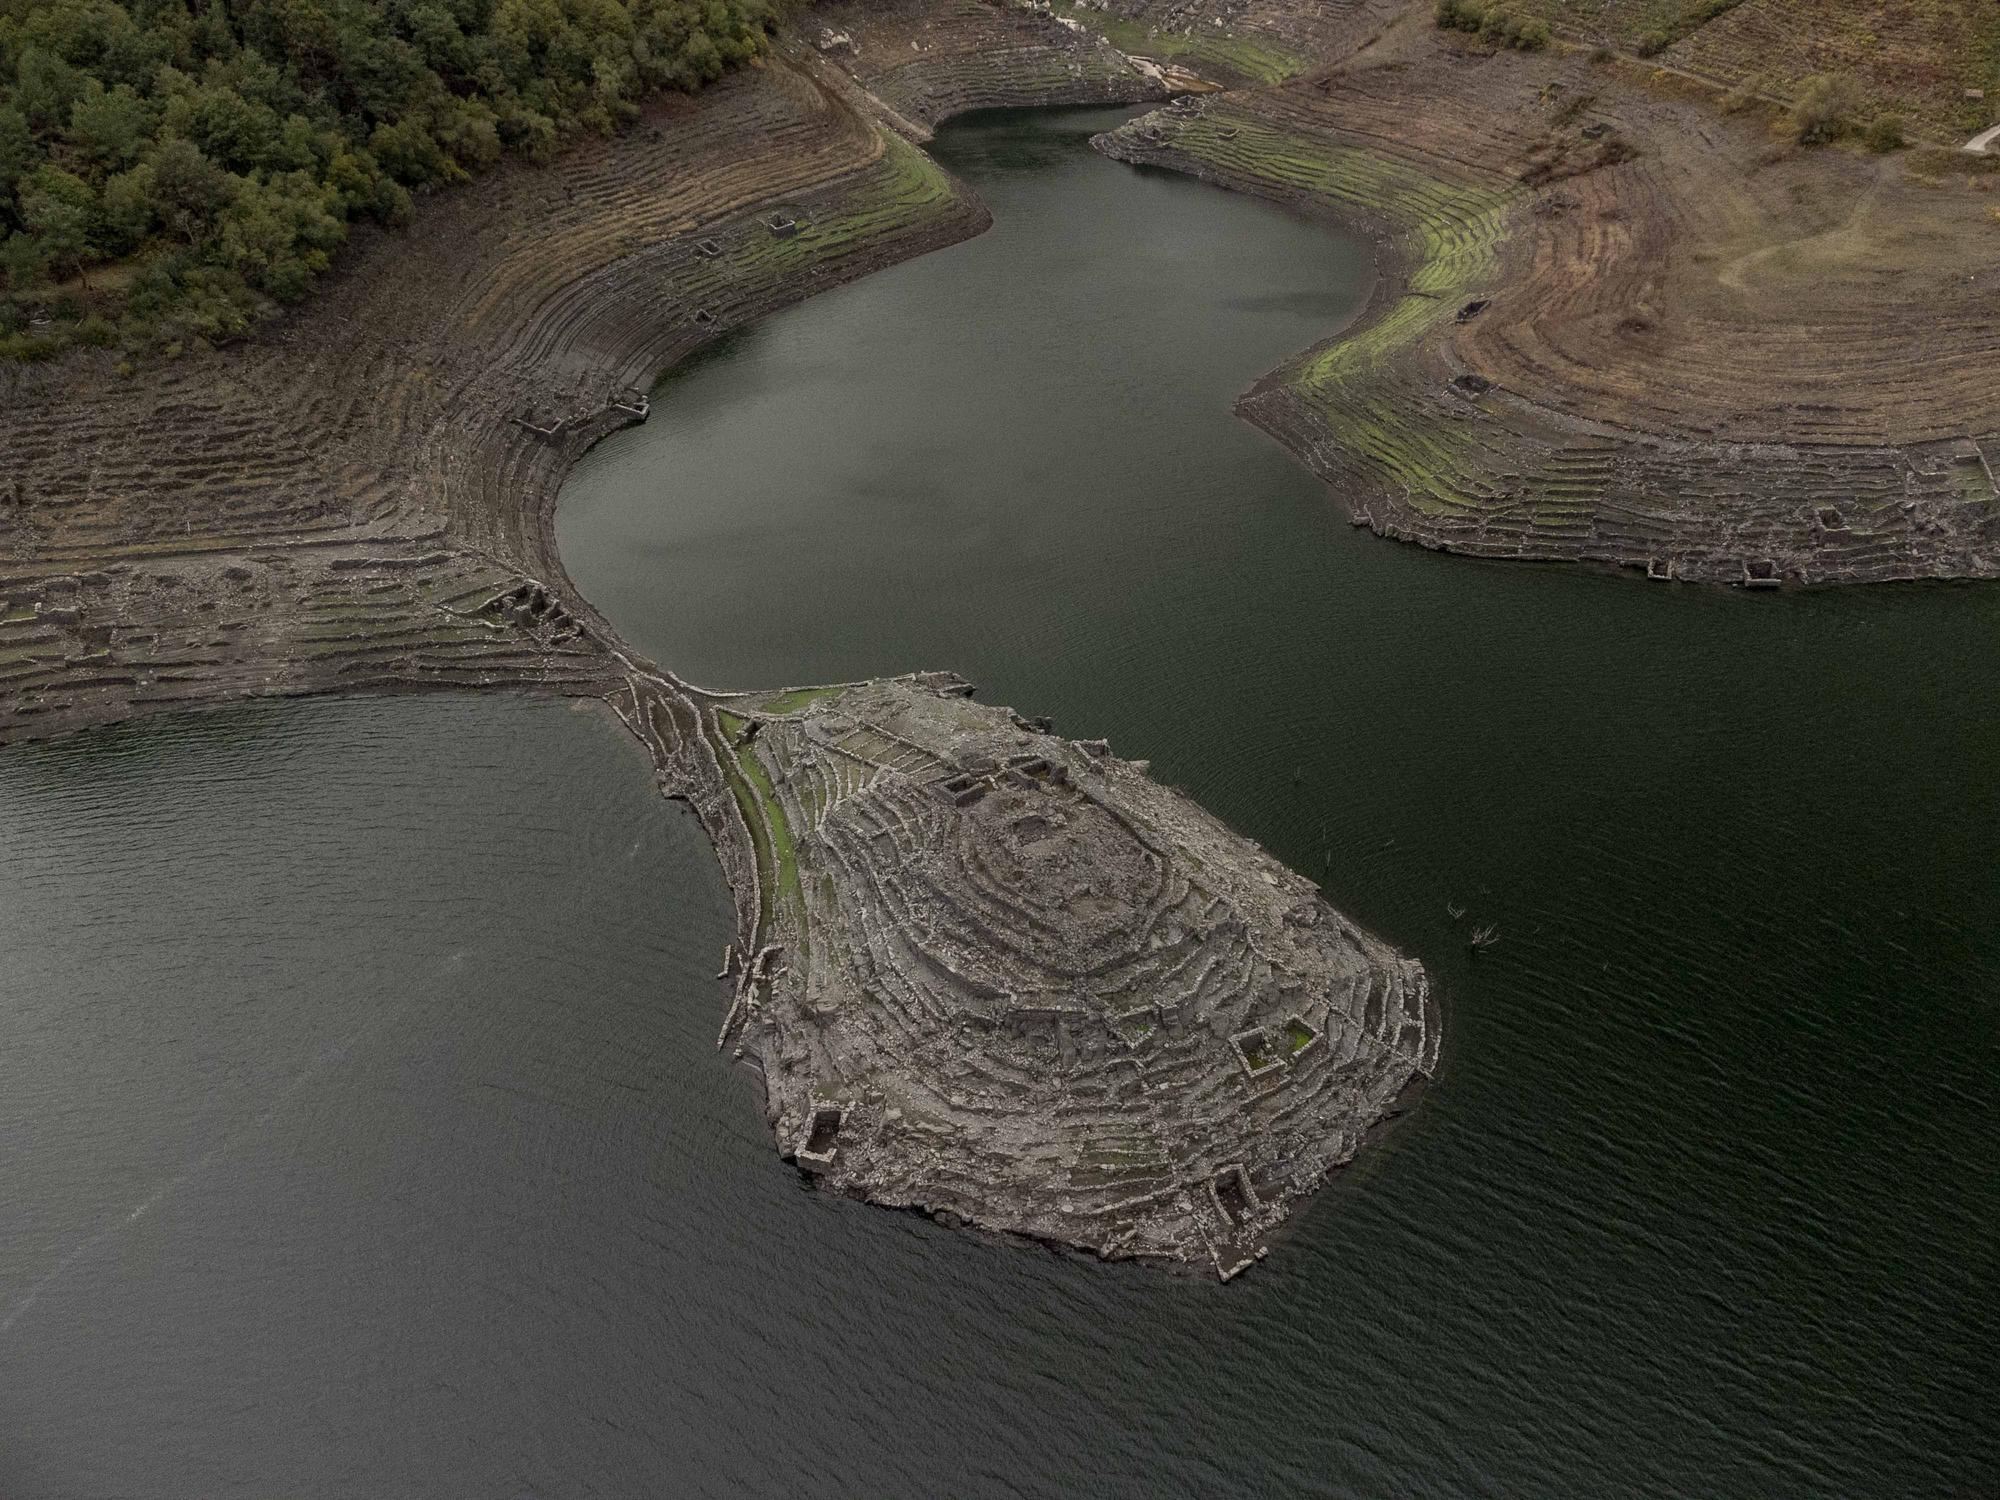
[0,105,33,215]
[214,169,344,299]
[68,80,156,173]
[1,229,53,295]
[14,45,89,131]
[368,112,456,183]
[101,159,160,247]
[147,136,232,241]
[0,0,770,356]
[18,163,98,284]
[161,81,285,173]
[1792,73,1863,145]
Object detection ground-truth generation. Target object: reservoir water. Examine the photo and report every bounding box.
[4,108,1996,1497]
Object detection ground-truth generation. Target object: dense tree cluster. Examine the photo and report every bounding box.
[0,0,771,359]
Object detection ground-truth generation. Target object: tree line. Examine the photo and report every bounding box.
[0,0,772,360]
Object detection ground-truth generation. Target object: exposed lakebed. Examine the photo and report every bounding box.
[3,108,1995,1497]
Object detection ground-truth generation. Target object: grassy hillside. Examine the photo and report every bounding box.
[0,0,770,360]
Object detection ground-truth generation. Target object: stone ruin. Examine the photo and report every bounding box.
[473,580,583,645]
[712,675,1437,1278]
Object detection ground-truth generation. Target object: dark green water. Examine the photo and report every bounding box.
[4,108,1996,1496]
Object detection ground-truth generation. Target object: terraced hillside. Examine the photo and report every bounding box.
[811,0,1167,126]
[1094,12,2000,582]
[1452,0,2000,134]
[1663,0,2000,134]
[0,57,972,747]
[1053,0,1408,84]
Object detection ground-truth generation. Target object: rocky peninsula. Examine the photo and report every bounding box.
[696,675,1434,1275]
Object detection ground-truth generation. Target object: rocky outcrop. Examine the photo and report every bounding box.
[707,677,1434,1276]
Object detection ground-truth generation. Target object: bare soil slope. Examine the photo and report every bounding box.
[1094,3,2000,581]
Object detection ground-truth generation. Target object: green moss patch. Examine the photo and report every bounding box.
[759,684,847,716]
[1145,110,1518,518]
[712,708,803,945]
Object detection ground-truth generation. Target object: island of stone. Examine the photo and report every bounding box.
[701,675,1436,1277]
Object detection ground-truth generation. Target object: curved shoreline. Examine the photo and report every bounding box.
[1095,87,2000,586]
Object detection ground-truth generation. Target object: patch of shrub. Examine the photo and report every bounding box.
[1864,114,1906,152]
[1792,73,1865,145]
[0,328,61,361]
[1434,0,1549,51]
[1631,0,1750,58]
[1721,73,1766,114]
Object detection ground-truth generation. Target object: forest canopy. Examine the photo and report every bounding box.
[0,0,771,359]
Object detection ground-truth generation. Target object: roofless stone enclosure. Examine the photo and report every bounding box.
[702,677,1436,1277]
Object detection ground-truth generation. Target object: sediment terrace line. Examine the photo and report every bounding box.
[1091,36,2000,585]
